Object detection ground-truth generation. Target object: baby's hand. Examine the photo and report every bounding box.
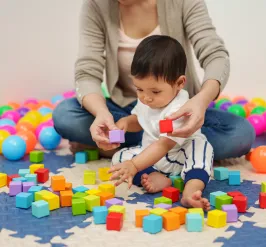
[115,118,128,133]
[108,160,138,188]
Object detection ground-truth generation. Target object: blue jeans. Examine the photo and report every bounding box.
[53,98,255,183]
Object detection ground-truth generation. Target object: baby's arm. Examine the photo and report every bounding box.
[116,114,143,132]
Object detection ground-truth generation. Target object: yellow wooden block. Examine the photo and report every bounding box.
[108,205,126,219]
[98,184,115,196]
[42,193,60,210]
[98,167,111,181]
[35,190,52,201]
[30,164,44,174]
[150,207,168,216]
[207,209,227,228]
[0,173,7,188]
[86,189,101,196]
[84,170,96,185]
[188,208,204,225]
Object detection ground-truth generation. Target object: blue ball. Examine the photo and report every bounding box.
[39,127,61,150]
[51,95,64,105]
[2,135,26,161]
[38,107,53,116]
[0,118,16,127]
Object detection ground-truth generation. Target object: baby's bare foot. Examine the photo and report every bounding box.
[141,172,172,193]
[181,190,210,211]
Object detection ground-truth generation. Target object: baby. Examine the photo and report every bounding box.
[109,35,213,210]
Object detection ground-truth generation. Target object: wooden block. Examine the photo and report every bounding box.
[7,174,19,187]
[42,193,60,211]
[162,212,180,231]
[215,194,233,210]
[159,119,173,133]
[35,168,49,183]
[169,206,188,225]
[106,212,123,231]
[188,208,204,225]
[29,164,44,174]
[207,209,227,228]
[186,213,202,232]
[232,195,247,213]
[51,175,65,191]
[227,191,244,198]
[0,173,7,187]
[154,196,172,205]
[65,182,72,190]
[259,192,266,209]
[99,167,111,181]
[84,170,96,185]
[228,171,241,185]
[162,187,179,203]
[150,207,168,216]
[261,182,266,193]
[97,192,113,206]
[84,195,101,212]
[135,209,150,227]
[98,183,115,196]
[108,205,126,219]
[60,190,73,207]
[213,167,229,180]
[29,151,44,163]
[86,189,101,196]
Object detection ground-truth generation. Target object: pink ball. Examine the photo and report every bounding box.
[45,119,54,125]
[24,98,38,105]
[1,110,21,123]
[35,122,54,138]
[247,114,265,136]
[63,90,75,99]
[0,125,16,135]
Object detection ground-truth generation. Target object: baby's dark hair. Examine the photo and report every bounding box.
[131,35,187,85]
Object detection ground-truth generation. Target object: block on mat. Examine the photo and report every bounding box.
[159,119,173,133]
[108,205,126,219]
[233,195,247,213]
[86,189,101,196]
[75,151,88,164]
[86,149,99,161]
[29,150,44,163]
[7,174,19,187]
[222,204,238,222]
[48,187,60,196]
[16,192,33,209]
[65,182,72,190]
[162,187,179,203]
[97,192,114,206]
[22,182,35,192]
[98,167,111,181]
[93,206,108,224]
[154,203,172,210]
[154,196,172,205]
[135,209,150,227]
[188,208,204,225]
[207,209,227,228]
[13,177,27,182]
[25,174,37,184]
[105,198,123,208]
[210,191,226,207]
[98,183,115,195]
[51,175,65,191]
[72,198,86,216]
[215,194,233,210]
[72,192,87,200]
[261,182,266,192]
[227,191,244,198]
[18,169,30,177]
[106,212,123,231]
[150,207,168,216]
[35,168,49,183]
[29,164,44,174]
[84,195,100,212]
[32,200,49,218]
[109,129,125,143]
[214,167,229,180]
[60,190,73,207]
[186,213,202,232]
[28,185,43,198]
[35,190,52,201]
[0,173,7,187]
[9,181,22,196]
[169,175,180,184]
[72,186,88,194]
[228,171,241,185]
[143,214,162,234]
[169,206,188,225]
[173,177,184,192]
[162,212,180,231]
[259,192,266,209]
[42,193,60,211]
[83,170,96,185]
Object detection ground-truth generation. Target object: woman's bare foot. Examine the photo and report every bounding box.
[141,172,172,193]
[181,190,210,211]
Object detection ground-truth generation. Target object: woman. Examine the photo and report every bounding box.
[53,0,255,160]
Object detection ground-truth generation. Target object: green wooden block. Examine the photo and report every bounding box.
[85,149,99,161]
[150,207,168,216]
[170,175,181,185]
[72,198,86,215]
[29,151,44,163]
[173,177,184,192]
[261,182,266,192]
[215,194,233,210]
[72,192,87,200]
[84,195,100,212]
[154,196,172,205]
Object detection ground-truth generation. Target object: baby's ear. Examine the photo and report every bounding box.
[177,75,186,88]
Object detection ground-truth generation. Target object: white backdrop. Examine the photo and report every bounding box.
[0,0,266,104]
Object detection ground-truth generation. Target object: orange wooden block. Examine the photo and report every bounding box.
[169,206,188,225]
[97,192,113,206]
[135,209,150,227]
[162,212,180,231]
[60,190,73,207]
[65,182,72,190]
[51,175,65,191]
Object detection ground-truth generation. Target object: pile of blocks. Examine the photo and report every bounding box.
[214,167,241,185]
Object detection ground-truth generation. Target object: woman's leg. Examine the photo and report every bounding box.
[201,108,256,160]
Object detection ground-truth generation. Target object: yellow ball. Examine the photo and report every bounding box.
[0,130,10,154]
[24,110,43,123]
[251,98,266,107]
[18,116,39,128]
[41,112,53,123]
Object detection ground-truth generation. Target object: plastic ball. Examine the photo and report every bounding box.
[215,99,230,109]
[235,99,249,105]
[232,96,247,104]
[247,114,265,136]
[41,113,52,123]
[1,110,21,123]
[8,102,20,110]
[0,130,10,154]
[0,125,16,135]
[35,121,54,138]
[228,104,246,117]
[17,107,30,117]
[0,118,16,127]
[250,146,266,173]
[220,101,232,111]
[217,95,231,101]
[38,107,53,116]
[38,100,54,109]
[24,110,43,123]
[250,106,266,115]
[18,117,39,128]
[24,103,40,110]
[24,98,38,105]
[51,95,64,105]
[17,130,37,154]
[251,97,266,107]
[208,101,215,108]
[244,102,256,117]
[16,122,35,133]
[0,105,13,117]
[63,90,75,99]
[39,127,61,150]
[2,135,26,160]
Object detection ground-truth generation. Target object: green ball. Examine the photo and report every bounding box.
[250,106,266,115]
[0,105,13,117]
[228,104,246,118]
[215,99,230,109]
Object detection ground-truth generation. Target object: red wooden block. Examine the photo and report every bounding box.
[159,119,173,133]
[233,195,247,213]
[227,191,244,198]
[259,192,266,209]
[163,187,179,203]
[7,174,20,187]
[106,212,123,231]
[35,168,49,183]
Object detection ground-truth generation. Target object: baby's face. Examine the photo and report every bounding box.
[132,75,182,109]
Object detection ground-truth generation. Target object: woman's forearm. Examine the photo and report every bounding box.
[82,93,109,117]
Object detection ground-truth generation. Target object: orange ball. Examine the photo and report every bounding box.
[24,103,40,110]
[232,96,247,104]
[16,122,36,133]
[250,146,266,173]
[216,94,231,102]
[38,100,55,109]
[244,102,256,117]
[17,130,37,154]
[8,102,20,110]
